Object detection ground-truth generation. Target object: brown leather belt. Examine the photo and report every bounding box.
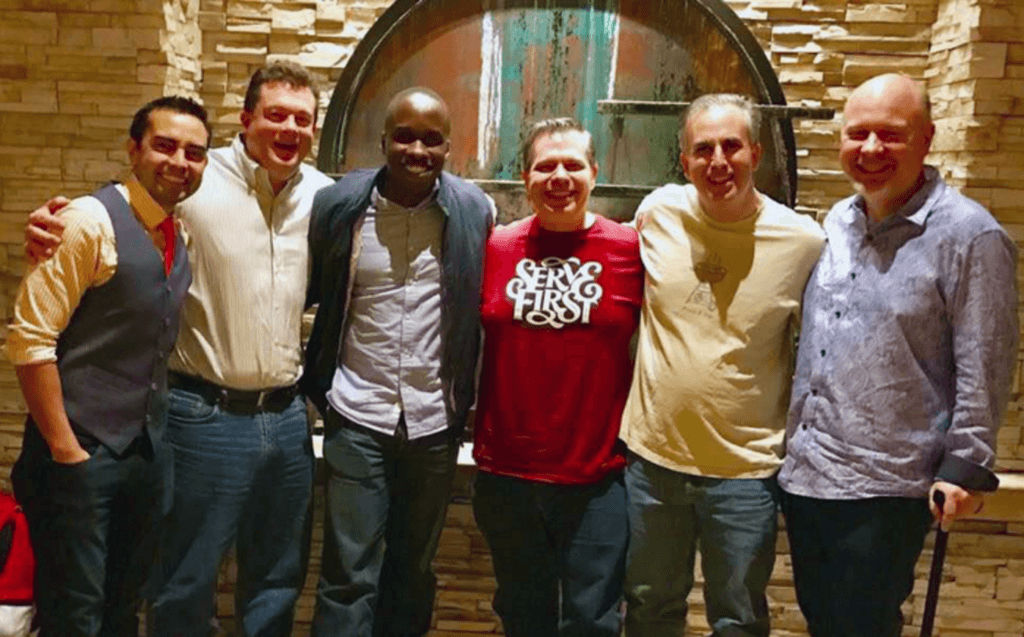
[168,372,300,415]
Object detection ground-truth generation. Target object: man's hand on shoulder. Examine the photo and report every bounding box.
[26,196,70,265]
[930,481,985,532]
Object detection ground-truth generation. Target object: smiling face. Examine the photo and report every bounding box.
[523,130,598,232]
[128,108,209,212]
[240,81,317,191]
[681,104,762,222]
[840,75,934,219]
[380,92,451,205]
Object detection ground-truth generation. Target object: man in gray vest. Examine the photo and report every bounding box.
[6,96,210,637]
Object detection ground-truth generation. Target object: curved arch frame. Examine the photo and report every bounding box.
[318,0,798,206]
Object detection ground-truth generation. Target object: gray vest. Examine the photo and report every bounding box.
[55,184,191,454]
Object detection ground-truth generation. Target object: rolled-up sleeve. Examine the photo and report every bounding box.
[7,200,116,365]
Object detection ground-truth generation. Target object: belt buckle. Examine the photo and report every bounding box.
[217,388,231,410]
[255,389,268,411]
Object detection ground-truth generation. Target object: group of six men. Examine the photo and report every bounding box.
[7,57,1017,637]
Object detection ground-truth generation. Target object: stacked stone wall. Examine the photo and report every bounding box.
[195,0,392,148]
[0,0,201,483]
[0,1,1022,636]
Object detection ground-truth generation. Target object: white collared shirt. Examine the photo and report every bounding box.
[168,135,334,390]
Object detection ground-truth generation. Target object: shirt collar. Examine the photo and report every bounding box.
[124,175,171,230]
[371,180,440,212]
[850,165,941,228]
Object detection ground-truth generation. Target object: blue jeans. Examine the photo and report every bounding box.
[781,491,932,637]
[472,471,628,637]
[12,419,171,637]
[151,388,315,637]
[624,454,778,637]
[311,410,458,637]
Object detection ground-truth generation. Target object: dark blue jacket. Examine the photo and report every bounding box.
[302,167,492,438]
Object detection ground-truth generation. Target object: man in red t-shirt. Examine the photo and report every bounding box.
[472,118,643,637]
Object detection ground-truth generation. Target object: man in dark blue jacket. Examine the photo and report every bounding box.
[303,87,494,637]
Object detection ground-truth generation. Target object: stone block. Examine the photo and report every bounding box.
[345,4,387,26]
[213,44,269,63]
[297,42,353,70]
[0,26,56,47]
[842,55,927,86]
[88,0,139,13]
[846,4,915,23]
[751,0,801,9]
[226,18,272,34]
[0,66,28,81]
[269,34,302,55]
[91,27,137,49]
[57,12,109,27]
[980,5,1023,28]
[996,566,1024,600]
[316,3,346,22]
[198,10,226,30]
[229,0,298,20]
[963,42,1009,79]
[110,14,166,29]
[779,69,824,85]
[272,6,316,34]
[136,64,167,84]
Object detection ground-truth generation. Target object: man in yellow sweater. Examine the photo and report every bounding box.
[620,94,824,637]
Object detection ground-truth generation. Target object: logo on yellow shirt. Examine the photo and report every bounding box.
[688,254,727,312]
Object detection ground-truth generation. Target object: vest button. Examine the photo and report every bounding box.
[150,382,158,391]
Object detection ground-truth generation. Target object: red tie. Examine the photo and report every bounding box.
[158,217,175,276]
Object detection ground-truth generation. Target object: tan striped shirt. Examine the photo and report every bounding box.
[7,178,174,365]
[167,135,334,390]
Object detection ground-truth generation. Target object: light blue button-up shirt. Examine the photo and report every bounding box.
[779,167,1018,499]
[327,186,448,440]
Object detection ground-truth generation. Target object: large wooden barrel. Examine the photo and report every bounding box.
[319,0,802,221]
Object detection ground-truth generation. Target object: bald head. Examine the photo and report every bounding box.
[846,74,931,130]
[383,87,451,136]
[840,74,935,219]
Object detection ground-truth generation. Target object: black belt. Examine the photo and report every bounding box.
[169,372,300,415]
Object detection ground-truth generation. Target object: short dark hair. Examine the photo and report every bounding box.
[129,95,211,146]
[521,117,595,171]
[243,60,319,124]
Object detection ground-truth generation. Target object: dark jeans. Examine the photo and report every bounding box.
[624,455,779,637]
[151,389,314,637]
[311,410,458,637]
[12,419,171,637]
[472,471,628,637]
[781,490,933,637]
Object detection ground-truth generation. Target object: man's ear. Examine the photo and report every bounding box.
[680,150,691,182]
[126,138,139,165]
[751,142,763,171]
[240,109,253,130]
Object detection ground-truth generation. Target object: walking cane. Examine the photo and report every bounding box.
[919,490,948,637]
